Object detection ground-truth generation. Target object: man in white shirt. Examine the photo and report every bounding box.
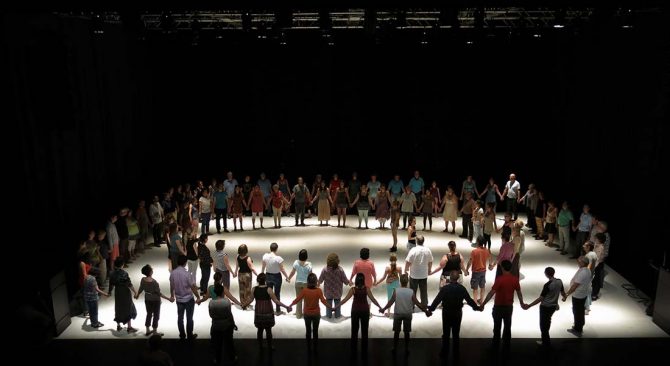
[562,256,591,336]
[262,242,290,314]
[405,235,433,306]
[501,173,521,220]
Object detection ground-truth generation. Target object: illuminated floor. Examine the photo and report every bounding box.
[60,214,668,340]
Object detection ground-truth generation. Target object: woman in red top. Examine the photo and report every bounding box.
[270,184,290,228]
[247,185,267,229]
[231,186,247,231]
[338,273,382,356]
[290,273,332,351]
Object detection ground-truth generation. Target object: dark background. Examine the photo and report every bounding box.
[5,6,667,329]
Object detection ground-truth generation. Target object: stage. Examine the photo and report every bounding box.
[61,214,667,340]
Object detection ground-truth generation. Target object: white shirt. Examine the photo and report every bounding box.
[406,245,433,279]
[506,180,521,199]
[149,203,163,224]
[262,252,284,274]
[570,267,592,299]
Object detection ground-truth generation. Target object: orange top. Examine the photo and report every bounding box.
[291,287,328,316]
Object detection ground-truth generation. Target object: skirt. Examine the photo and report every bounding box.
[254,299,275,328]
[318,199,331,221]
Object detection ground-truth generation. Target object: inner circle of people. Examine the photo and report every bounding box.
[81,171,609,362]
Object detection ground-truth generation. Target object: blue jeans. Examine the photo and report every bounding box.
[86,300,99,326]
[326,298,341,318]
[177,298,195,338]
[201,213,211,235]
[266,272,282,312]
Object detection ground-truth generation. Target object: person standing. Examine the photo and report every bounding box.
[427,270,481,359]
[83,267,109,329]
[350,248,377,289]
[318,253,350,319]
[136,265,173,336]
[290,273,332,352]
[399,186,417,230]
[460,176,479,202]
[459,192,475,241]
[350,184,372,229]
[291,177,310,226]
[338,273,382,357]
[212,184,229,234]
[170,255,201,340]
[571,205,593,258]
[481,260,525,351]
[441,186,458,234]
[408,170,425,200]
[562,256,591,337]
[209,284,237,365]
[197,234,213,295]
[199,189,213,236]
[466,236,495,305]
[557,202,574,255]
[109,258,138,333]
[262,242,290,314]
[213,240,234,290]
[522,267,566,348]
[430,241,466,286]
[287,249,313,319]
[405,235,433,307]
[379,273,429,355]
[500,174,521,220]
[235,244,257,309]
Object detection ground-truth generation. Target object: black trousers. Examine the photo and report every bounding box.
[462,214,473,240]
[492,305,513,348]
[572,296,586,332]
[200,262,211,294]
[539,305,557,346]
[294,203,306,224]
[215,208,228,231]
[351,310,370,353]
[152,222,163,246]
[506,198,518,220]
[211,326,235,364]
[441,310,463,357]
[592,262,605,297]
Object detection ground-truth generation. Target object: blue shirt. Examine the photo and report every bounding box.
[388,180,404,196]
[293,260,312,283]
[258,179,272,198]
[577,213,593,232]
[409,177,425,194]
[213,191,228,209]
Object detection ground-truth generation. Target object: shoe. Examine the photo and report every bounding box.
[117,325,122,331]
[217,230,221,234]
[154,332,164,336]
[389,246,397,252]
[224,229,230,233]
[592,295,599,301]
[188,333,198,340]
[442,229,449,232]
[92,322,104,328]
[127,327,138,333]
[567,328,582,337]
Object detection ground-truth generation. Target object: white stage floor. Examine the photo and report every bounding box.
[61,214,668,340]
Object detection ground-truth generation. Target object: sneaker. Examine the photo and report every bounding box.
[223,229,230,233]
[92,323,104,328]
[567,328,582,337]
[188,333,198,340]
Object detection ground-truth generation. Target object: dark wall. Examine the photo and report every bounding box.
[7,11,667,308]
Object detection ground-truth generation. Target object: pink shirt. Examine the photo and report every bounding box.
[351,259,376,288]
[497,241,515,264]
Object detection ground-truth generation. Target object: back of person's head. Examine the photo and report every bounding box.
[585,241,594,251]
[214,283,224,297]
[595,232,606,244]
[177,255,188,267]
[399,273,409,287]
[449,270,460,282]
[578,256,589,266]
[238,244,248,256]
[476,236,486,247]
[544,267,555,277]
[307,273,318,288]
[199,234,208,243]
[514,220,524,229]
[501,260,512,272]
[213,271,222,283]
[215,240,225,251]
[270,242,278,252]
[327,253,339,269]
[88,267,100,277]
[448,241,456,250]
[389,253,397,263]
[141,264,152,277]
[417,235,425,245]
[355,273,365,288]
[114,257,125,268]
[299,249,308,261]
[360,248,370,260]
[148,333,162,351]
[257,273,266,285]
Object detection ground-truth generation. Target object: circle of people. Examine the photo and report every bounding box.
[79,171,611,363]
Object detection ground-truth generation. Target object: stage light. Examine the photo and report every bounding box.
[553,9,566,28]
[160,12,176,34]
[242,11,252,32]
[619,8,634,29]
[321,30,334,46]
[191,19,201,46]
[420,30,428,45]
[91,13,104,35]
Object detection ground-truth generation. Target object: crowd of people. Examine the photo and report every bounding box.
[76,171,612,364]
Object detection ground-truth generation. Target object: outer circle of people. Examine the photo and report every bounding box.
[80,171,610,363]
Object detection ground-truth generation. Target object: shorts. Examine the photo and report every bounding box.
[470,271,486,289]
[393,314,413,332]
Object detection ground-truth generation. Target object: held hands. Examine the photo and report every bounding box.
[562,296,567,302]
[285,278,291,284]
[170,296,175,303]
[285,306,292,313]
[521,303,529,310]
[425,309,433,317]
[464,270,469,277]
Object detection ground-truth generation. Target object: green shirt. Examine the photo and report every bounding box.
[557,209,574,226]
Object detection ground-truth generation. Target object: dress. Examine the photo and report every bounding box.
[231,192,244,214]
[109,268,137,324]
[253,286,275,328]
[443,196,458,221]
[335,189,348,209]
[317,189,331,221]
[250,191,265,213]
[375,192,390,219]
